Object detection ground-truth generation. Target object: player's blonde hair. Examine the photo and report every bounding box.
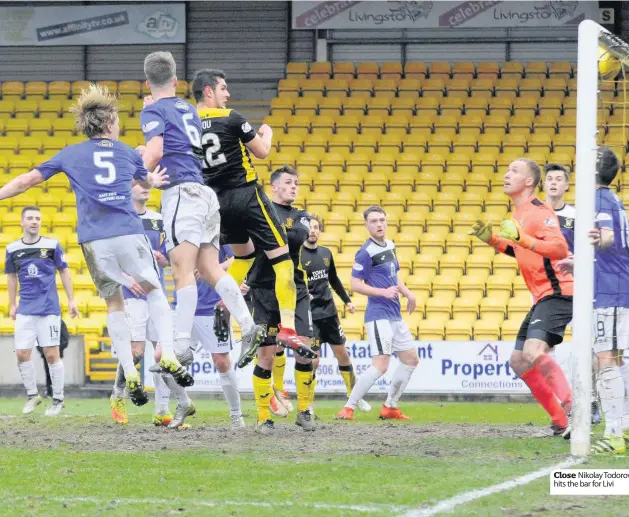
[70,84,118,139]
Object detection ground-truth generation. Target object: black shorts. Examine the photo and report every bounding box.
[251,287,313,346]
[312,315,346,351]
[515,295,573,351]
[217,183,287,252]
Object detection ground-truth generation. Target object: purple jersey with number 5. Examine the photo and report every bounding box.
[37,139,146,243]
[140,97,204,188]
[594,187,629,308]
[351,239,401,322]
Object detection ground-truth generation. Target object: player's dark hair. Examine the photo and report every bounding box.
[596,146,620,186]
[21,206,40,218]
[544,163,570,183]
[309,213,323,231]
[363,205,386,221]
[192,68,227,102]
[517,158,541,189]
[270,165,298,184]
[144,51,176,88]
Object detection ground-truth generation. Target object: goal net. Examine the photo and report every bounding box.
[572,20,629,456]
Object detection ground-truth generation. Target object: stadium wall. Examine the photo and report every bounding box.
[0,336,84,386]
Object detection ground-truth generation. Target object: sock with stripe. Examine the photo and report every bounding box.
[173,285,198,353]
[107,311,136,378]
[48,360,64,401]
[214,275,255,335]
[271,256,296,330]
[227,252,255,287]
[619,363,629,431]
[272,350,286,392]
[346,366,383,410]
[253,365,273,423]
[18,361,38,397]
[308,373,317,407]
[339,364,356,396]
[294,361,314,412]
[520,367,567,427]
[598,365,624,438]
[146,289,174,356]
[534,354,572,413]
[385,363,416,408]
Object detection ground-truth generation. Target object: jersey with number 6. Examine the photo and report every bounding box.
[594,187,629,308]
[37,138,146,243]
[140,97,205,188]
[197,108,258,193]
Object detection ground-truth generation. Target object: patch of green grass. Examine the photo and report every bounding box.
[0,399,624,517]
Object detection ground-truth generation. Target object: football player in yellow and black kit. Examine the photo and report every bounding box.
[192,69,307,358]
[245,165,316,434]
[301,214,372,417]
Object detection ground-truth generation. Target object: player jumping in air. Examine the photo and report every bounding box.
[110,184,173,426]
[246,166,316,434]
[337,206,419,421]
[469,159,573,438]
[545,163,602,426]
[141,53,264,373]
[300,214,371,417]
[0,85,176,406]
[168,245,246,430]
[192,69,307,356]
[6,206,79,416]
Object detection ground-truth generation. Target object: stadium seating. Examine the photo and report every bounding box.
[0,63,613,380]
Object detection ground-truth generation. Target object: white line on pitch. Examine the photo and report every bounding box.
[5,495,400,514]
[400,457,585,517]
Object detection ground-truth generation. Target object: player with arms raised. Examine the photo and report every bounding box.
[0,85,175,405]
[469,159,573,437]
[337,206,419,421]
[192,69,306,356]
[6,206,79,416]
[141,53,264,372]
[300,214,371,416]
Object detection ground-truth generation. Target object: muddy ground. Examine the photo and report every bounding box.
[0,418,552,454]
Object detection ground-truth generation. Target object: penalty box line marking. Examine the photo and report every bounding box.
[5,495,401,514]
[400,457,585,517]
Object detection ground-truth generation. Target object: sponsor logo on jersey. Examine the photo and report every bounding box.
[544,217,557,227]
[284,217,293,230]
[175,101,189,111]
[40,248,48,258]
[151,219,160,231]
[142,121,160,133]
[564,217,574,229]
[27,263,38,277]
[323,257,330,266]
[98,139,113,147]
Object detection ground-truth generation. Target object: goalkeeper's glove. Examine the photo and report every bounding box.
[499,219,535,250]
[467,218,493,243]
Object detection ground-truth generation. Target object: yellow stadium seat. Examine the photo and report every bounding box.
[501,319,522,340]
[473,319,500,340]
[356,61,379,78]
[399,212,426,234]
[5,119,29,136]
[313,171,338,196]
[2,81,24,98]
[305,191,331,214]
[548,62,572,77]
[348,78,372,98]
[479,293,509,320]
[425,212,451,234]
[8,155,33,174]
[48,81,71,98]
[387,172,414,195]
[425,293,454,321]
[418,319,444,340]
[337,174,362,199]
[19,136,42,154]
[404,62,427,79]
[366,96,391,117]
[501,61,524,79]
[525,61,548,78]
[373,79,397,96]
[354,192,379,213]
[420,232,445,254]
[317,97,342,117]
[406,191,432,213]
[453,291,482,317]
[294,97,318,116]
[397,78,421,98]
[278,79,300,97]
[444,232,471,252]
[433,273,459,297]
[118,80,141,97]
[28,118,54,138]
[466,253,493,276]
[477,62,500,78]
[486,274,513,297]
[271,97,294,117]
[507,294,532,320]
[355,132,381,154]
[440,252,467,276]
[332,62,355,79]
[39,99,63,119]
[445,320,473,341]
[343,96,366,116]
[308,62,331,78]
[381,62,402,79]
[277,133,303,152]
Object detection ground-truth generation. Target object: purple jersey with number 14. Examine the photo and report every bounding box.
[140,97,204,188]
[37,139,146,244]
[352,239,401,323]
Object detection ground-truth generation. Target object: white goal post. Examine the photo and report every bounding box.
[572,20,629,457]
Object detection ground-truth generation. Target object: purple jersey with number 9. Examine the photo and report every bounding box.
[140,97,204,188]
